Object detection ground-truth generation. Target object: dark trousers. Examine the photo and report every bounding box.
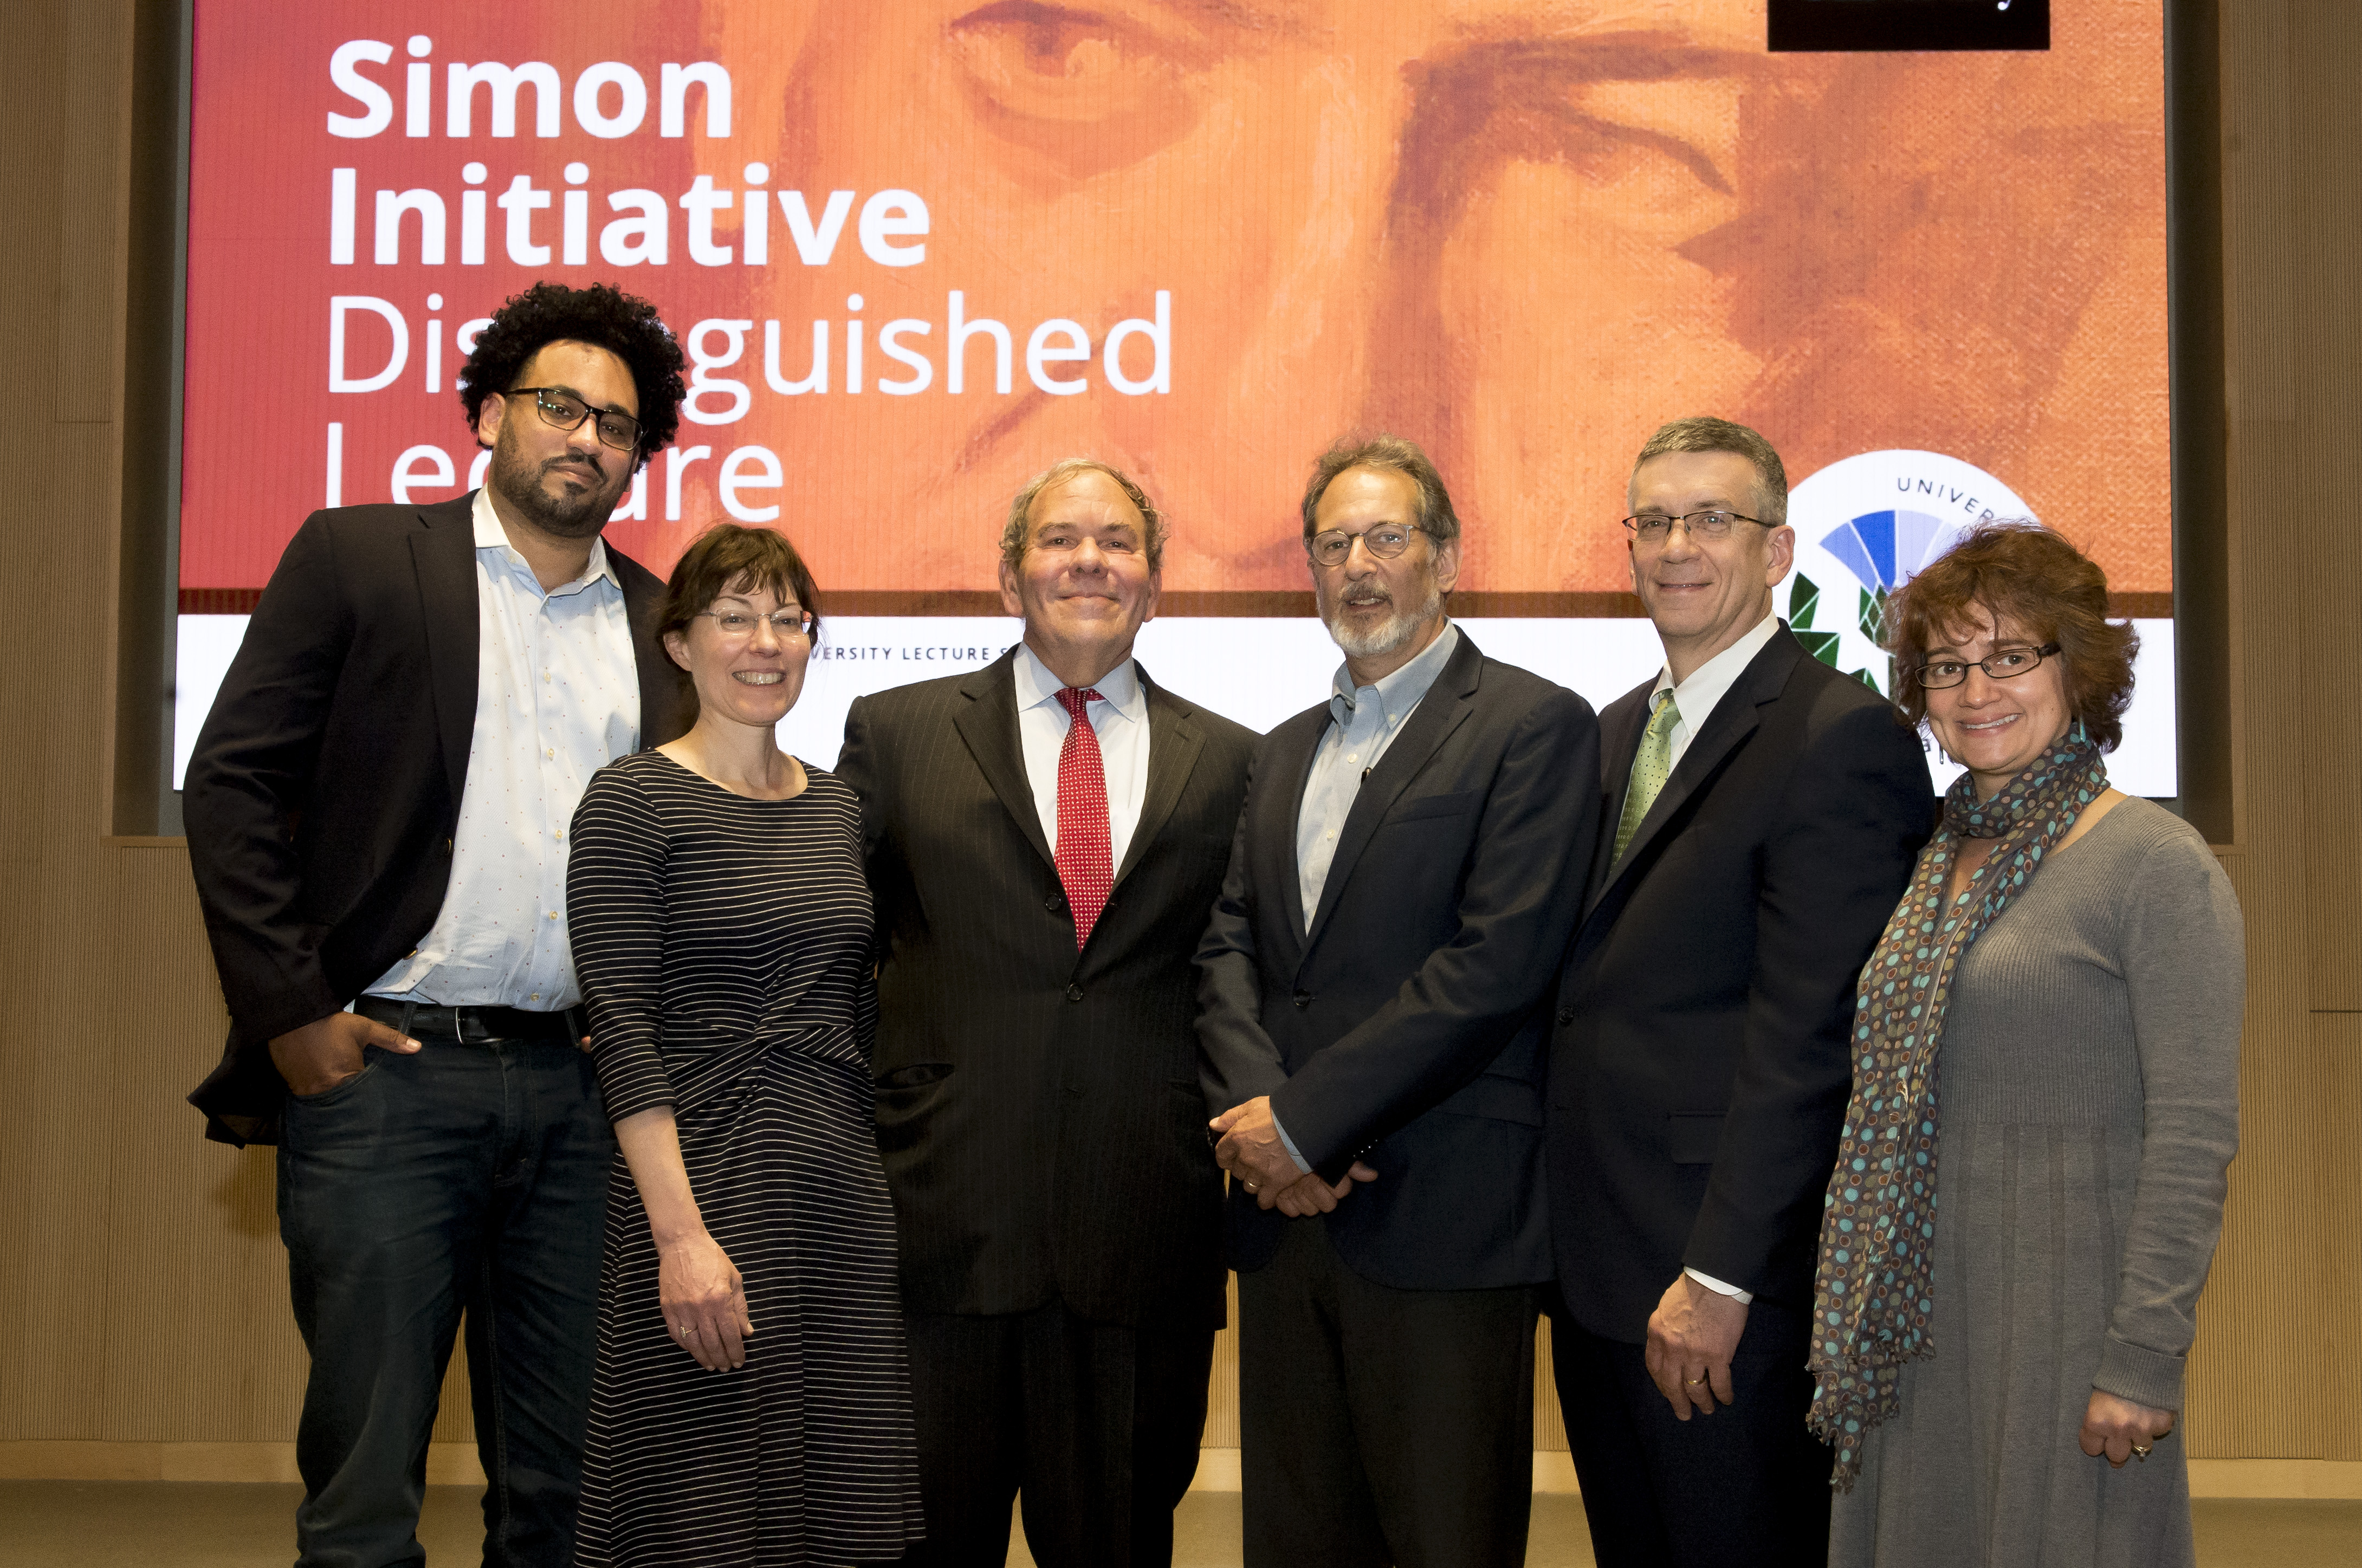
[276,1005,611,1568]
[1549,1294,1833,1568]
[1238,1218,1539,1568]
[899,1299,1214,1568]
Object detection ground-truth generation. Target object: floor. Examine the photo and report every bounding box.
[0,1481,2354,1565]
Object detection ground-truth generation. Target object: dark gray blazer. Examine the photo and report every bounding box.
[836,651,1257,1331]
[1195,631,1601,1291]
[183,493,694,1146]
[1546,626,1934,1340]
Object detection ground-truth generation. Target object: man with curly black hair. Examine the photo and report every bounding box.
[184,281,694,1568]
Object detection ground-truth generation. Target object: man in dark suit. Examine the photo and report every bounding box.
[1196,436,1601,1567]
[1544,417,1933,1566]
[833,459,1256,1568]
[183,283,693,1568]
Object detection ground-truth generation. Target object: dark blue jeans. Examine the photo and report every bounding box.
[276,1008,612,1568]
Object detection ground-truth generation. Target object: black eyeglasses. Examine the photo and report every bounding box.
[1620,510,1770,543]
[1308,524,1432,567]
[507,387,642,452]
[1912,643,2062,690]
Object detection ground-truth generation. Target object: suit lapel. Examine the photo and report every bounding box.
[1254,705,1331,963]
[1116,666,1202,888]
[1302,631,1483,953]
[1584,630,1806,918]
[410,495,480,815]
[952,650,1054,871]
[1591,678,1654,895]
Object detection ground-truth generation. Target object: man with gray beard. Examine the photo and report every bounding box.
[1196,436,1602,1566]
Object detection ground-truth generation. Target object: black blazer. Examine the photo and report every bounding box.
[1546,626,1933,1339]
[1196,631,1601,1292]
[835,652,1256,1331]
[182,493,693,1146]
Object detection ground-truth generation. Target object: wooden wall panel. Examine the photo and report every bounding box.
[2,0,2359,1493]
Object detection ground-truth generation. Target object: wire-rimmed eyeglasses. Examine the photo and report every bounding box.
[1308,523,1432,567]
[1620,510,1770,543]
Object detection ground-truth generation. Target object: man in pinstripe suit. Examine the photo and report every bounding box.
[834,459,1257,1568]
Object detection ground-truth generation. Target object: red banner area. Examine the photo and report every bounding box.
[181,1,2169,602]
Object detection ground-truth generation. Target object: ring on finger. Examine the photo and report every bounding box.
[678,1324,697,1340]
[1685,1375,1707,1386]
[2131,1443,2151,1460]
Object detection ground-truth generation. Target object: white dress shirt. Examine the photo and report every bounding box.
[1641,608,1784,1306]
[1647,610,1784,774]
[365,488,641,1010]
[1013,642,1151,875]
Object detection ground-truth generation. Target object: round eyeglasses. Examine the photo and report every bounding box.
[507,387,642,452]
[1912,643,2062,690]
[1620,510,1769,543]
[1308,524,1431,567]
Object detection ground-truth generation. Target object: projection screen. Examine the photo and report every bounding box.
[172,1,2176,792]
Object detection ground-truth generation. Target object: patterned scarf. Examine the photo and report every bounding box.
[1807,726,2109,1489]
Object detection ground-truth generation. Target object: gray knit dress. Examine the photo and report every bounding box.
[1828,798,2243,1568]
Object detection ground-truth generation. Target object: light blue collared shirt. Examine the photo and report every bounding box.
[365,488,640,1010]
[1294,623,1461,928]
[1272,623,1459,1175]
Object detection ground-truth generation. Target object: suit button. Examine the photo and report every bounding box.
[1045,892,1067,914]
[1065,984,1083,1002]
[1556,1009,1576,1027]
[1293,990,1312,1009]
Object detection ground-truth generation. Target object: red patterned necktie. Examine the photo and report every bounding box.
[1052,686,1112,949]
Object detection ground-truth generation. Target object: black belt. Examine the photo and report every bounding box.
[355,995,584,1045]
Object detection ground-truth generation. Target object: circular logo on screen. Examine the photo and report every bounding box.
[1782,450,2034,698]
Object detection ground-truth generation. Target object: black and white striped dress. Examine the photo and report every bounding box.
[567,751,922,1567]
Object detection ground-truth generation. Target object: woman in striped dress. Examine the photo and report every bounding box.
[566,523,922,1566]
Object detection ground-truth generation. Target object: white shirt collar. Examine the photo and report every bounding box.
[1652,610,1783,722]
[1013,640,1146,722]
[1330,621,1460,725]
[471,485,619,596]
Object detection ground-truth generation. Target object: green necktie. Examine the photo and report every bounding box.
[1612,691,1682,863]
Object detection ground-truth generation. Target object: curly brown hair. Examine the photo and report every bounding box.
[458,282,688,463]
[1885,521,2138,752]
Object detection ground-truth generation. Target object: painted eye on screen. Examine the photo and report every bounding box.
[946,1,1205,175]
[1430,42,1746,236]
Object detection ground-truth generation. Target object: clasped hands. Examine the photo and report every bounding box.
[1208,1096,1376,1216]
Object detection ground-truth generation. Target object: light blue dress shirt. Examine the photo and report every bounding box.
[365,488,641,1010]
[1295,623,1461,927]
[1271,623,1461,1172]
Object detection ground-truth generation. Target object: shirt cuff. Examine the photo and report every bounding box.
[1272,1111,1313,1176]
[1685,1267,1756,1305]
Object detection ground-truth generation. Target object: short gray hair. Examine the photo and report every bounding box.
[1300,435,1461,546]
[1630,417,1789,527]
[999,458,1166,573]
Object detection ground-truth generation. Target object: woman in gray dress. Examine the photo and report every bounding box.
[1811,522,2242,1566]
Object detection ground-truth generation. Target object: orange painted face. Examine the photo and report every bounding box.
[690,1,2169,601]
